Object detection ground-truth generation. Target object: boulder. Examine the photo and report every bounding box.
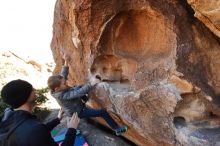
[51,0,220,145]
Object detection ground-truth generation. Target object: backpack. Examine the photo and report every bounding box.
[0,117,27,146]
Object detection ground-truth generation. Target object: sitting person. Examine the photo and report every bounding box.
[47,53,127,135]
[0,79,80,146]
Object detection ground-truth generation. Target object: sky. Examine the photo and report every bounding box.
[0,0,56,62]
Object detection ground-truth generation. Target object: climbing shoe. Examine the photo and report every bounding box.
[115,125,128,136]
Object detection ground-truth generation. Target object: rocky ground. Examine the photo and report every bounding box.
[45,110,135,146]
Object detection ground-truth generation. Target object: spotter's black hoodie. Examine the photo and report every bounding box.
[0,108,76,146]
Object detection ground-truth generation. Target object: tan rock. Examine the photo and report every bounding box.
[174,92,220,122]
[169,75,194,94]
[51,0,220,145]
[191,25,220,94]
[187,0,220,37]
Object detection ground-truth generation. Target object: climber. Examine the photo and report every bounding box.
[0,79,80,146]
[47,49,128,136]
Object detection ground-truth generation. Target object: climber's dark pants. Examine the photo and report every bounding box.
[79,107,119,130]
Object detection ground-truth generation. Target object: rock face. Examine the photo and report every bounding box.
[187,0,220,37]
[51,0,220,145]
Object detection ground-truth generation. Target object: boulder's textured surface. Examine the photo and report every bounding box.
[51,0,220,145]
[187,0,220,37]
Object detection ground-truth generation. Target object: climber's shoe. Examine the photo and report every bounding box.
[115,125,128,136]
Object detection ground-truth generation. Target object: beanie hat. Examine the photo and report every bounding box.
[1,79,33,108]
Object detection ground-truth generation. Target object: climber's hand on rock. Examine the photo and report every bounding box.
[60,48,70,65]
[63,55,71,65]
[60,48,65,58]
[90,76,101,86]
